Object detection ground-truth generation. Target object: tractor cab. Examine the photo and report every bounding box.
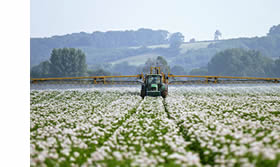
[140,67,168,98]
[146,74,162,95]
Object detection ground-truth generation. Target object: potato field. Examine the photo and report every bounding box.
[30,86,280,167]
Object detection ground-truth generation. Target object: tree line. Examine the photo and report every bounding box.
[31,47,280,78]
[31,25,280,71]
[30,48,172,78]
[190,48,280,77]
[31,28,184,66]
[166,24,280,72]
[31,48,87,78]
[32,28,171,49]
[31,25,280,78]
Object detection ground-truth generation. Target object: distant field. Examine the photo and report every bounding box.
[112,41,214,66]
[130,41,214,52]
[110,53,160,66]
[179,41,213,53]
[129,44,170,49]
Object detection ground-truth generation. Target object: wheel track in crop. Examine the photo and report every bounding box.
[60,97,145,166]
[64,97,144,166]
[162,98,217,166]
[76,98,146,165]
[95,98,144,148]
[89,96,203,167]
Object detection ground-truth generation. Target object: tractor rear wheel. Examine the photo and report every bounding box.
[140,86,146,99]
[161,86,168,98]
[161,90,168,98]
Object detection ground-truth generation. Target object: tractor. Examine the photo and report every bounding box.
[140,67,168,98]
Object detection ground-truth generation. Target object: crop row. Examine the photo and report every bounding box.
[87,96,200,167]
[30,86,280,167]
[165,86,280,167]
[30,90,141,166]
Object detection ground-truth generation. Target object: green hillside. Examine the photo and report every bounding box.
[111,53,160,66]
[108,42,213,66]
[179,42,213,53]
[31,25,280,74]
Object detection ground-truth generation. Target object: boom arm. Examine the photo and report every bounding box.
[31,74,144,85]
[167,74,280,84]
[31,65,280,85]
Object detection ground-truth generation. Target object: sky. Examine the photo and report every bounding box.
[31,0,280,41]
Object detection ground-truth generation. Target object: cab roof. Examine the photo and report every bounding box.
[146,74,162,77]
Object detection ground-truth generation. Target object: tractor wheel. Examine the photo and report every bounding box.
[161,90,168,98]
[140,86,146,99]
[161,86,168,98]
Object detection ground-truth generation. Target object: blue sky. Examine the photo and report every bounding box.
[31,0,280,41]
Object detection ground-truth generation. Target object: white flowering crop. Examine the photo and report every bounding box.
[30,85,280,167]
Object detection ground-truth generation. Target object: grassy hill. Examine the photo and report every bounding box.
[31,25,280,73]
[111,53,160,66]
[107,42,213,67]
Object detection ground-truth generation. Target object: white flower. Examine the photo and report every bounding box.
[74,152,80,158]
[113,151,123,161]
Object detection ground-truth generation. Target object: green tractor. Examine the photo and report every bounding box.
[140,67,168,98]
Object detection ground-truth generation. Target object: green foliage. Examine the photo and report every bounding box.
[169,32,184,48]
[274,58,280,76]
[214,30,222,40]
[189,38,196,43]
[31,48,88,78]
[208,34,280,59]
[154,46,180,59]
[171,65,185,75]
[50,48,87,77]
[142,56,170,74]
[189,68,208,76]
[87,68,111,76]
[208,48,274,77]
[172,48,218,72]
[268,24,280,37]
[112,62,138,75]
[31,29,171,66]
[31,25,280,77]
[83,46,152,66]
[30,61,51,78]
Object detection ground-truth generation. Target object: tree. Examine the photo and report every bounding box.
[155,56,170,73]
[189,68,208,76]
[274,57,280,76]
[50,48,87,77]
[112,61,137,75]
[136,28,169,46]
[142,56,170,74]
[30,61,51,78]
[143,58,154,73]
[87,68,111,76]
[268,24,280,37]
[169,32,184,48]
[171,65,185,75]
[208,48,274,77]
[214,30,222,40]
[189,38,196,43]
